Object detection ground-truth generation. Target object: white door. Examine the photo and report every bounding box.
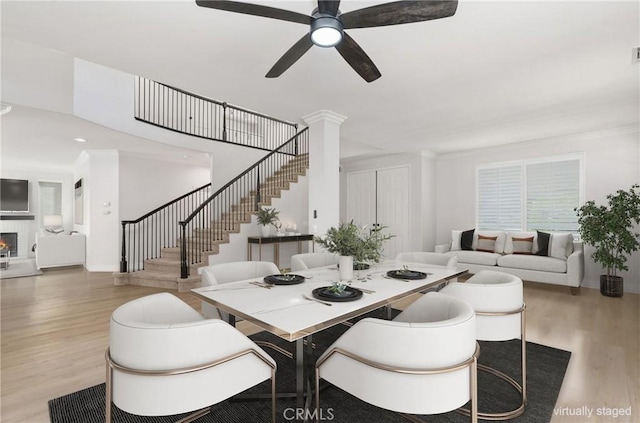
[346,166,409,260]
[376,167,409,259]
[346,170,377,228]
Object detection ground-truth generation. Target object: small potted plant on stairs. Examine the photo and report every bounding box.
[575,184,640,297]
[256,207,280,237]
[315,220,393,281]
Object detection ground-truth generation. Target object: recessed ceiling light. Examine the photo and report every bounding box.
[74,138,87,143]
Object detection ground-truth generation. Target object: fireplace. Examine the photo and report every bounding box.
[0,232,18,256]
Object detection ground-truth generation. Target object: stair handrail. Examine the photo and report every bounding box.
[135,76,299,152]
[143,78,297,127]
[178,127,309,278]
[121,183,211,225]
[119,183,212,273]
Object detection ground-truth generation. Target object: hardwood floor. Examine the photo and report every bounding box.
[1,267,638,423]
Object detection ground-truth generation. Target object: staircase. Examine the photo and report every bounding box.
[114,153,309,291]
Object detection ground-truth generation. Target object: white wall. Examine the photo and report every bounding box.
[435,127,640,293]
[119,154,210,221]
[1,38,74,114]
[74,150,120,271]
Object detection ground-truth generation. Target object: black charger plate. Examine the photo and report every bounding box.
[386,269,427,280]
[264,274,305,285]
[312,286,363,302]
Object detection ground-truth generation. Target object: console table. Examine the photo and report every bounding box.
[247,234,314,268]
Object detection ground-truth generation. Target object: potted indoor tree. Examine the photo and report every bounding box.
[575,184,640,297]
[315,220,393,281]
[256,207,280,237]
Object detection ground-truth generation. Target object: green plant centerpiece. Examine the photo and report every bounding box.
[575,184,640,297]
[315,220,393,281]
[398,264,412,275]
[256,207,280,237]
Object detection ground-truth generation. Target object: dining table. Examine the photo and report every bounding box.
[191,259,468,412]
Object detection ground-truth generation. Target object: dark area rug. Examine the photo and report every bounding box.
[49,310,570,423]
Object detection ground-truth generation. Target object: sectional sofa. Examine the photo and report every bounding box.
[436,229,584,294]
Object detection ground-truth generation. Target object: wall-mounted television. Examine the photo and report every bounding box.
[1,179,29,212]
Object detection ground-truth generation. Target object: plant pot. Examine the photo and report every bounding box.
[261,225,270,237]
[600,275,623,297]
[338,256,354,281]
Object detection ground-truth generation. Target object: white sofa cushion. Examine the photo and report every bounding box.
[536,231,574,260]
[498,254,567,273]
[472,231,507,254]
[504,231,537,254]
[446,250,501,266]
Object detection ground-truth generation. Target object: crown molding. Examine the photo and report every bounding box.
[437,125,639,161]
[301,109,347,126]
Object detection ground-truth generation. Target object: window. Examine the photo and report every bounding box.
[477,154,583,232]
[38,181,62,227]
[477,165,522,230]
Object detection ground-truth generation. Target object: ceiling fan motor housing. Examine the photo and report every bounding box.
[310,12,344,47]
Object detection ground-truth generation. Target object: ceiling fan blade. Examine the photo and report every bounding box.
[341,0,458,29]
[266,34,314,78]
[195,0,312,25]
[317,0,341,16]
[335,32,381,83]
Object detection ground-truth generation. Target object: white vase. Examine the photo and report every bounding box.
[338,256,354,281]
[261,225,270,237]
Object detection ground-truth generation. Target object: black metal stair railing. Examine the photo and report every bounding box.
[134,76,298,152]
[179,128,309,278]
[119,184,212,273]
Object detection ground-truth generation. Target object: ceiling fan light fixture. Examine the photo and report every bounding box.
[310,16,343,47]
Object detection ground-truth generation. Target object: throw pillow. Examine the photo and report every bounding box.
[504,231,537,254]
[535,231,550,256]
[451,229,475,251]
[548,233,574,260]
[512,236,534,254]
[461,229,475,251]
[476,235,498,253]
[451,230,463,251]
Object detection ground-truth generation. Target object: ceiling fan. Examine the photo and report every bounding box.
[195,0,458,83]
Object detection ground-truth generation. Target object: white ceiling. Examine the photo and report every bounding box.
[1,0,639,172]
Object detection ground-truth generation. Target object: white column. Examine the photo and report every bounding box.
[301,110,347,236]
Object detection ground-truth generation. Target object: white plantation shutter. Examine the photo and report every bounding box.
[477,165,522,230]
[476,156,582,232]
[526,159,580,231]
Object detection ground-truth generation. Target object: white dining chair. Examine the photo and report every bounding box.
[106,293,277,423]
[440,270,526,420]
[395,251,458,268]
[395,251,459,290]
[199,261,280,320]
[290,252,340,271]
[315,292,479,422]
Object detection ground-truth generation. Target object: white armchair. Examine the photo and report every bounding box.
[440,270,526,420]
[315,292,479,422]
[290,252,340,271]
[106,293,276,423]
[395,251,458,268]
[199,261,280,320]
